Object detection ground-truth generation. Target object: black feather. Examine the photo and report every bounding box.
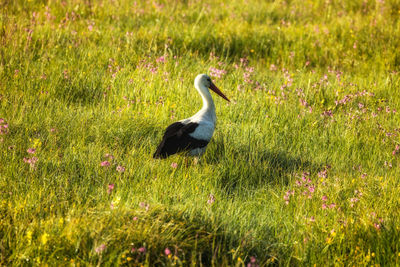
[153,122,209,158]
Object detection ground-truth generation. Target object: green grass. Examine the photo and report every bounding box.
[1,0,400,265]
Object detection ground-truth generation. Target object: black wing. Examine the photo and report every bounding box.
[153,122,209,159]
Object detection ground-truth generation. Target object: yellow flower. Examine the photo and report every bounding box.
[26,230,32,243]
[238,257,242,262]
[372,252,375,257]
[41,233,49,245]
[127,257,132,261]
[366,255,370,262]
[33,138,42,148]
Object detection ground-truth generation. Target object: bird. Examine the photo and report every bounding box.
[153,74,230,159]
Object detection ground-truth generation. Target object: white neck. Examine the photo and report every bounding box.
[192,81,216,123]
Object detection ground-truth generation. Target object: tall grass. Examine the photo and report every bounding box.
[1,0,400,265]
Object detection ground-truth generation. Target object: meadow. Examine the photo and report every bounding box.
[1,0,400,265]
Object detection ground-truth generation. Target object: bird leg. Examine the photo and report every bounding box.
[193,156,201,165]
[184,157,189,168]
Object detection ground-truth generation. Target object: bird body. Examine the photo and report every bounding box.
[153,74,229,159]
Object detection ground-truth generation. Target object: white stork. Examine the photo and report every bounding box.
[153,74,229,159]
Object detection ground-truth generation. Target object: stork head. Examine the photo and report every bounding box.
[194,74,230,102]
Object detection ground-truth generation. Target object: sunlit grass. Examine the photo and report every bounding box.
[1,0,400,265]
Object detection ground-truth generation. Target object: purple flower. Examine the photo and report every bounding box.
[116,165,125,173]
[138,247,146,253]
[322,195,328,201]
[322,110,333,117]
[171,162,178,168]
[318,169,328,178]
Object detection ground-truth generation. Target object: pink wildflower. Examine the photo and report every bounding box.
[95,244,106,254]
[156,56,166,63]
[116,165,125,172]
[164,248,171,256]
[308,185,315,193]
[23,157,38,167]
[171,162,178,168]
[107,184,114,194]
[138,247,146,253]
[247,256,259,267]
[207,194,215,205]
[139,202,149,211]
[104,153,114,160]
[209,67,227,79]
[27,148,36,154]
[101,161,110,167]
[269,64,277,71]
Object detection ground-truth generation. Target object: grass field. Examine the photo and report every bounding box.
[1,0,400,265]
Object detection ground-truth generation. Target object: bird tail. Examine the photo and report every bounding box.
[153,143,168,159]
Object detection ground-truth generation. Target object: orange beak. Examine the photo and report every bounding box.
[209,82,230,102]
